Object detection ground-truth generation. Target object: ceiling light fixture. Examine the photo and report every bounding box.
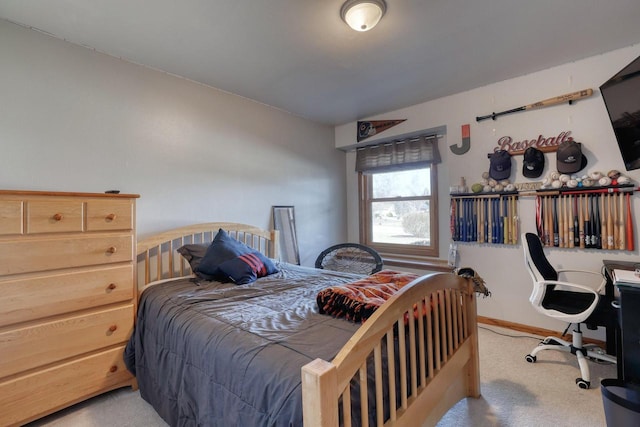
[340,0,387,32]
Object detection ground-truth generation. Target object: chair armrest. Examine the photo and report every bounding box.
[537,280,599,296]
[555,269,607,293]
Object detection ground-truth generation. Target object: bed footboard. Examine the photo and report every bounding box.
[301,273,480,427]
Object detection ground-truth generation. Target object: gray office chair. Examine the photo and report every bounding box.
[522,232,616,389]
[315,243,383,275]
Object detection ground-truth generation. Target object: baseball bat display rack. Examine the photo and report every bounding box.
[534,185,636,251]
[450,192,519,245]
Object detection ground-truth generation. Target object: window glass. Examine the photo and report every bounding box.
[371,169,431,198]
[360,165,438,259]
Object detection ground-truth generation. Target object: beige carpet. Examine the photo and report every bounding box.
[27,325,617,427]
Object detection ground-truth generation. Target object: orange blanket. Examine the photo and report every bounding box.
[317,270,420,323]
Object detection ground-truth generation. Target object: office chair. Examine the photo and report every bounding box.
[522,232,616,389]
[315,243,383,275]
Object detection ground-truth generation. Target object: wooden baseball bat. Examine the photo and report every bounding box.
[613,194,625,250]
[476,199,484,243]
[598,194,608,249]
[563,196,569,248]
[495,198,501,244]
[584,195,591,248]
[505,197,511,244]
[484,198,489,243]
[546,196,552,246]
[612,194,624,249]
[591,195,596,249]
[578,195,585,248]
[594,194,601,249]
[573,195,580,247]
[568,195,575,248]
[476,88,594,121]
[553,197,559,247]
[607,194,614,249]
[560,196,565,248]
[535,197,542,238]
[627,192,634,251]
[512,196,518,244]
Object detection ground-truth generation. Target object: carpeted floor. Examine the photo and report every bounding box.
[26,325,617,427]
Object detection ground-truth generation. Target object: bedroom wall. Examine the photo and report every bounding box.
[0,20,346,266]
[337,43,640,337]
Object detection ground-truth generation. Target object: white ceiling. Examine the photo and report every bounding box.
[2,0,640,125]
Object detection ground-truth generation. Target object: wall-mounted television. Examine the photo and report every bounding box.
[600,54,640,171]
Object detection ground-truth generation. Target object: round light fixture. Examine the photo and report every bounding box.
[340,0,387,32]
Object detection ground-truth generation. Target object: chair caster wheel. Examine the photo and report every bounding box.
[525,354,536,363]
[576,378,590,389]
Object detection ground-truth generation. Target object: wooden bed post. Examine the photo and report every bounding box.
[301,358,338,427]
[466,285,481,397]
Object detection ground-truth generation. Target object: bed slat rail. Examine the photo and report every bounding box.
[302,273,480,427]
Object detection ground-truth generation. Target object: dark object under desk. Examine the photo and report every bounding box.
[603,260,640,384]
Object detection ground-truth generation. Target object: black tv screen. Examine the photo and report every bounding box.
[600,54,640,171]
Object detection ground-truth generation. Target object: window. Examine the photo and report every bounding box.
[359,166,438,258]
[356,134,440,261]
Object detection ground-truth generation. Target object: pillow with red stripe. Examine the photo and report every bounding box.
[216,250,278,284]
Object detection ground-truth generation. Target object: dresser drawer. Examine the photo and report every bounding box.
[86,199,134,232]
[0,346,133,427]
[0,264,134,327]
[0,233,133,276]
[26,200,84,234]
[0,305,133,379]
[0,200,23,236]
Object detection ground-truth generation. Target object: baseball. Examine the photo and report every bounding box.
[482,172,490,179]
[607,170,621,179]
[598,176,612,186]
[551,180,562,189]
[589,171,603,180]
[617,175,631,184]
[567,179,578,188]
[559,174,570,183]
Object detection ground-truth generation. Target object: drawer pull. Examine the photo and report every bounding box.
[107,283,117,291]
[107,246,117,254]
[106,213,117,221]
[109,365,118,373]
[52,213,64,221]
[109,325,118,332]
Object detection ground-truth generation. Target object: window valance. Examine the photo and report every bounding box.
[355,134,441,173]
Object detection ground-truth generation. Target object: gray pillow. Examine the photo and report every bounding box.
[176,244,208,271]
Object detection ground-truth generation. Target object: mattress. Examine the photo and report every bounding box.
[124,263,364,427]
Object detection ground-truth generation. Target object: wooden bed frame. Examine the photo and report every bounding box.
[135,222,480,427]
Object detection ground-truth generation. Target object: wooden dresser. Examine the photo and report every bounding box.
[0,190,139,426]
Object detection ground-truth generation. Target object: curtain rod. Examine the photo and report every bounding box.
[356,133,442,150]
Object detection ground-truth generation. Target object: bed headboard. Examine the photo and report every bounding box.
[136,222,278,291]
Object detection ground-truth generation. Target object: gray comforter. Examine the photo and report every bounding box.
[124,263,364,427]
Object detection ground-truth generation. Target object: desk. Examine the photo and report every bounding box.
[603,260,640,385]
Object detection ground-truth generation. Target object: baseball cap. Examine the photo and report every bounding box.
[489,150,512,180]
[556,141,587,174]
[522,147,545,178]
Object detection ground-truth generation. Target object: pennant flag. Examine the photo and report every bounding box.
[357,119,406,142]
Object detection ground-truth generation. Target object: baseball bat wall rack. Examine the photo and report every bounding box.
[534,186,636,251]
[450,193,519,245]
